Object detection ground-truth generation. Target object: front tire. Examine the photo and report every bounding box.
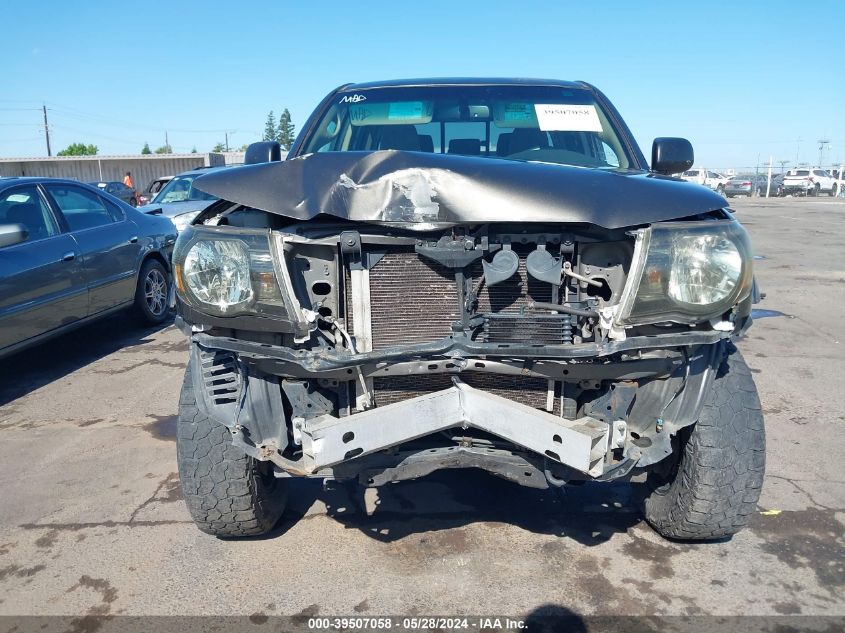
[829,184,838,197]
[134,259,170,324]
[176,365,288,538]
[642,347,765,541]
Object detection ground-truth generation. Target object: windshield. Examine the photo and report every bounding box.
[300,85,634,169]
[154,175,217,203]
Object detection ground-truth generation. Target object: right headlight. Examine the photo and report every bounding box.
[617,220,753,326]
[173,225,311,337]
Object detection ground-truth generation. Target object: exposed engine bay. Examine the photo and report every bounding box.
[175,202,748,489]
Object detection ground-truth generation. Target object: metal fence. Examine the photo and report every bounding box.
[0,153,237,192]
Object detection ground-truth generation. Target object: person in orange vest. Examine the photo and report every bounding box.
[123,171,140,206]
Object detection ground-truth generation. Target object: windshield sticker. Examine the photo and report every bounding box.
[388,101,427,120]
[500,103,535,122]
[339,94,366,104]
[534,104,602,132]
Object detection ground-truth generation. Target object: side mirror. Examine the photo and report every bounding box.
[0,223,28,248]
[651,137,694,175]
[244,141,282,165]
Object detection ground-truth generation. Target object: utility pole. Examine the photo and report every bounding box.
[42,104,52,157]
[817,139,830,168]
[225,131,229,152]
[778,159,790,173]
[165,131,169,151]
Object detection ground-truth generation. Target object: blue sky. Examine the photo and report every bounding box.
[2,0,843,170]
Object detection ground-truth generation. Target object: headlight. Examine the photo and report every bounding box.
[617,220,753,326]
[172,210,200,232]
[183,239,253,313]
[173,226,311,336]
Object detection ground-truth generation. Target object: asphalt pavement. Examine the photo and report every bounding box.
[0,196,843,621]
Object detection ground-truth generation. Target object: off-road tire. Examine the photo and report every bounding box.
[176,366,288,537]
[642,347,765,541]
[134,259,170,325]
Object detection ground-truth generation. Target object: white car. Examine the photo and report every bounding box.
[681,168,730,194]
[782,168,838,197]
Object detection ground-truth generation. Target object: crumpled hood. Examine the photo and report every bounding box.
[193,150,726,230]
[138,199,216,219]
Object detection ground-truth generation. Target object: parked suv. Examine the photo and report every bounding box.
[782,168,838,196]
[681,168,730,195]
[172,78,764,542]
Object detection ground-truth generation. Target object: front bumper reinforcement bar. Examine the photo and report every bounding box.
[297,378,610,478]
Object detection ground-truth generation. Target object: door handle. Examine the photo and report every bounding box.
[129,236,139,243]
[61,251,76,262]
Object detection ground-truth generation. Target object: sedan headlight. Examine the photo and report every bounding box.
[173,226,310,336]
[617,220,753,326]
[172,210,200,232]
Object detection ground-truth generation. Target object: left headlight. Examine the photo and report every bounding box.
[173,226,310,336]
[617,220,753,326]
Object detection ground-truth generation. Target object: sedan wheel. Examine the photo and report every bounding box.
[135,259,170,324]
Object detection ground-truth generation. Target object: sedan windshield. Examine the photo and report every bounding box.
[300,85,635,169]
[154,175,217,203]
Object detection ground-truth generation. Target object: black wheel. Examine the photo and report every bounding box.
[177,365,288,537]
[134,259,170,324]
[829,184,838,197]
[642,347,765,541]
[811,183,820,197]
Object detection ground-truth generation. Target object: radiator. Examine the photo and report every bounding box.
[373,374,559,413]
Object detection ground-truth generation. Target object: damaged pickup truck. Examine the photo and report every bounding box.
[173,78,765,540]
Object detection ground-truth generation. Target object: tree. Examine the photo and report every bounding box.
[263,111,277,142]
[238,143,250,151]
[57,142,98,156]
[212,142,225,153]
[277,108,295,150]
[154,144,172,154]
[191,146,198,154]
[141,142,152,155]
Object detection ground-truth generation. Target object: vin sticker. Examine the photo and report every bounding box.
[534,104,602,132]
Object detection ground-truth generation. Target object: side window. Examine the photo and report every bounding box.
[600,141,620,167]
[47,185,115,232]
[0,186,59,244]
[103,198,126,222]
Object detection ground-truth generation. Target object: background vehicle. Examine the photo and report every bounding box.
[782,168,837,196]
[89,181,138,207]
[724,174,762,197]
[138,168,222,232]
[0,178,177,359]
[173,78,764,543]
[680,168,730,194]
[138,176,173,206]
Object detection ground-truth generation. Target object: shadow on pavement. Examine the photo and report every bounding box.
[266,468,645,547]
[0,312,178,407]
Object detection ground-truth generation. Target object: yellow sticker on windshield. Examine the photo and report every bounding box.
[534,104,602,132]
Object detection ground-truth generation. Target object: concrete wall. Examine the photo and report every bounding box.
[0,153,229,192]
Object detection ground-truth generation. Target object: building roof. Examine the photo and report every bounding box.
[0,153,208,163]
